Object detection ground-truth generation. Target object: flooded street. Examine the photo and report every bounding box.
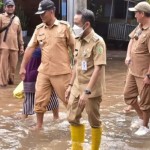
[0,56,150,150]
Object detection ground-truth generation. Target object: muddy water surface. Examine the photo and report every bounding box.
[0,59,150,150]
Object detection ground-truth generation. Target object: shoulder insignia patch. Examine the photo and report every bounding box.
[0,13,5,18]
[97,46,103,54]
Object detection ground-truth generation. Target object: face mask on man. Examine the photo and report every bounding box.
[72,24,85,37]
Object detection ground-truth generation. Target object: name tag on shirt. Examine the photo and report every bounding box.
[81,60,87,71]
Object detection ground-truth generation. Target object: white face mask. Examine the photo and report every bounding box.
[72,25,84,37]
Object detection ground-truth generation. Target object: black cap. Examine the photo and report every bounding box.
[5,0,15,6]
[35,0,55,15]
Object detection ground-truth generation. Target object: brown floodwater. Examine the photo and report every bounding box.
[0,58,150,150]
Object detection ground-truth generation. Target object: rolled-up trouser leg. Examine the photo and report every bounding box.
[67,93,84,125]
[124,73,139,105]
[85,96,102,128]
[50,73,71,107]
[34,73,52,113]
[138,82,150,111]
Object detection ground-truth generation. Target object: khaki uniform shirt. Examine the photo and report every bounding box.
[71,30,106,98]
[129,25,150,78]
[0,13,24,51]
[28,19,75,76]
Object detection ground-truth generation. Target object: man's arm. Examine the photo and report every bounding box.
[78,65,101,108]
[85,65,101,91]
[125,39,133,65]
[19,28,39,80]
[17,19,24,54]
[19,47,36,80]
[65,63,76,102]
[66,25,75,53]
[143,37,150,84]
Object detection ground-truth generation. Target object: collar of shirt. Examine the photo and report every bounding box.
[4,12,15,18]
[139,23,149,30]
[43,19,59,28]
[82,29,94,43]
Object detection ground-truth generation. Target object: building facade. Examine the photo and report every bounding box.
[13,0,86,35]
[1,0,142,42]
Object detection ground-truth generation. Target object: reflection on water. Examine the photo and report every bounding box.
[0,59,150,150]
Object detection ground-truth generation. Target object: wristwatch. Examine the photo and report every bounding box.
[146,74,150,79]
[84,89,91,95]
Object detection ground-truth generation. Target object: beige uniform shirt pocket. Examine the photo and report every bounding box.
[84,48,92,59]
[135,34,148,54]
[139,35,147,44]
[2,20,9,27]
[55,34,66,47]
[37,33,46,47]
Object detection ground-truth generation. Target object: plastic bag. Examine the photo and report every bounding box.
[13,81,24,99]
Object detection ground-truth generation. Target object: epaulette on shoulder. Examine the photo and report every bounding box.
[60,20,70,27]
[92,34,99,42]
[36,23,44,29]
[0,13,5,17]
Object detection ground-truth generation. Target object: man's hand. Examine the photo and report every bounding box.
[19,49,24,55]
[125,57,131,66]
[19,67,26,81]
[65,86,72,102]
[78,92,89,108]
[143,76,150,85]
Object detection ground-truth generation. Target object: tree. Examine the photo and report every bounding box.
[15,5,28,30]
[146,0,150,4]
[0,0,3,8]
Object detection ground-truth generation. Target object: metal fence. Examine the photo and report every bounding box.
[107,23,136,41]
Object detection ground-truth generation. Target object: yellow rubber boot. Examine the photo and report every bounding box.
[70,125,85,150]
[91,127,102,150]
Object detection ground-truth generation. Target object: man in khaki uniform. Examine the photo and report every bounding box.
[19,0,74,130]
[65,9,106,150]
[124,2,150,136]
[0,0,24,87]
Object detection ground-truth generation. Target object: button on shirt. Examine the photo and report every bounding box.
[129,24,150,78]
[28,19,75,75]
[71,30,106,98]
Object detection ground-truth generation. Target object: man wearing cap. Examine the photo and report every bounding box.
[19,0,74,130]
[124,1,150,136]
[0,0,24,87]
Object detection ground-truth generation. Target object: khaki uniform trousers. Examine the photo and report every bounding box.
[124,72,150,110]
[0,49,18,85]
[34,72,71,113]
[67,93,102,128]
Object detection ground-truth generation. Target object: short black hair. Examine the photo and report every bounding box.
[144,12,150,17]
[76,9,95,28]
